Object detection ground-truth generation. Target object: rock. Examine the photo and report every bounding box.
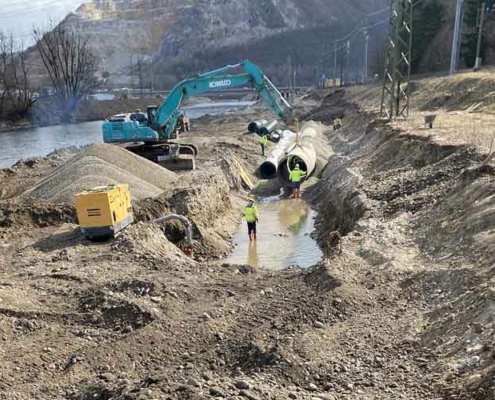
[289,393,298,399]
[323,382,334,390]
[150,296,162,304]
[123,325,133,333]
[201,313,212,321]
[100,372,117,382]
[118,379,131,387]
[187,378,201,387]
[209,386,226,397]
[185,362,194,369]
[317,395,336,400]
[240,390,261,400]
[314,321,324,329]
[307,383,318,391]
[235,380,250,390]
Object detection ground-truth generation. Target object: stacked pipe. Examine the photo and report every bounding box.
[269,129,283,143]
[259,130,296,179]
[247,119,268,134]
[258,120,278,137]
[277,121,323,186]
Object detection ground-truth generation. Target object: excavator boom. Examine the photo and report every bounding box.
[102,60,292,170]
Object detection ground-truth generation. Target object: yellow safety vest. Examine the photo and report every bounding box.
[289,169,306,183]
[260,136,268,146]
[244,205,258,223]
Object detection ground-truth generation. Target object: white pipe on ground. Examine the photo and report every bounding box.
[248,119,268,134]
[259,130,296,180]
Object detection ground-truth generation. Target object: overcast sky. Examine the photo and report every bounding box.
[0,0,84,40]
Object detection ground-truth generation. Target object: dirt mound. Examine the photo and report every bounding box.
[112,223,195,270]
[21,144,178,202]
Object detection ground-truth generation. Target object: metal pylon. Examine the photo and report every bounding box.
[380,0,413,119]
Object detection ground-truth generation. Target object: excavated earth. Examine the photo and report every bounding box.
[0,88,494,400]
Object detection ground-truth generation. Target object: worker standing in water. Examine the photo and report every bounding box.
[260,134,268,156]
[289,164,306,199]
[244,198,259,241]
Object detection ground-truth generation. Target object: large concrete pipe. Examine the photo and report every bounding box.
[259,130,296,179]
[248,119,268,134]
[277,121,324,186]
[259,120,278,137]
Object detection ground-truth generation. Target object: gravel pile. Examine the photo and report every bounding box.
[22,144,177,202]
[75,144,177,189]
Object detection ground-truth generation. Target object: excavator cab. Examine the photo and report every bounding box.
[147,106,158,126]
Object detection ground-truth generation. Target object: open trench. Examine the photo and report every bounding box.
[4,95,495,400]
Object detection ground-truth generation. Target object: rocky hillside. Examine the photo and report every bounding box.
[63,0,388,87]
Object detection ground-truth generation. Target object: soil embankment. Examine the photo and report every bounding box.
[1,76,495,400]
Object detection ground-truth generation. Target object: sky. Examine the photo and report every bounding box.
[0,0,84,41]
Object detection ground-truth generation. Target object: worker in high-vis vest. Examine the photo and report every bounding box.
[244,198,259,241]
[289,164,306,198]
[260,134,268,156]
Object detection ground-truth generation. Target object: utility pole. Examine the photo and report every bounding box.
[364,28,369,84]
[137,56,143,97]
[474,2,486,71]
[450,0,464,75]
[333,42,339,82]
[345,40,350,86]
[380,0,414,119]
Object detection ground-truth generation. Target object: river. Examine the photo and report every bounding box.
[0,101,254,169]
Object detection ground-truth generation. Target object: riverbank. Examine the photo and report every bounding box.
[0,94,259,134]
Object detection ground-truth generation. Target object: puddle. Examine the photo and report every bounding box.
[224,199,323,270]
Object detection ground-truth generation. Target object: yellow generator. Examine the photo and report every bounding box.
[74,184,134,240]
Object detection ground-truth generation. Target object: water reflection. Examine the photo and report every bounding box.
[225,199,323,270]
[247,241,260,269]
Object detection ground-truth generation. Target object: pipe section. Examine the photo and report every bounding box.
[248,119,268,134]
[269,129,283,143]
[277,121,323,186]
[259,130,296,179]
[259,120,278,137]
[154,214,194,256]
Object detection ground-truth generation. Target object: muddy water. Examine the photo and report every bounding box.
[225,198,323,270]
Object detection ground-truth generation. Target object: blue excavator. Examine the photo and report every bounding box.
[102,60,293,170]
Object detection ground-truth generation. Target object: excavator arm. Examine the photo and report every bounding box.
[103,60,292,146]
[154,60,293,140]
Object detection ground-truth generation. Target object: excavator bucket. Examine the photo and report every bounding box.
[156,145,196,171]
[125,143,197,171]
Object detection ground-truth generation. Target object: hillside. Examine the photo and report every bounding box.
[63,0,389,87]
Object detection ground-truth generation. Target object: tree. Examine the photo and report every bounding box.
[411,0,445,73]
[33,25,100,120]
[461,0,482,68]
[0,32,37,120]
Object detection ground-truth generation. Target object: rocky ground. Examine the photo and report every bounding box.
[1,76,495,400]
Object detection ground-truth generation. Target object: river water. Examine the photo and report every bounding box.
[0,101,254,169]
[224,198,323,270]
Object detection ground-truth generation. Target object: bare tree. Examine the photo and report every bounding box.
[33,25,100,119]
[0,32,37,120]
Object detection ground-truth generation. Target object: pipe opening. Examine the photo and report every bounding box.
[260,162,277,180]
[277,155,308,185]
[248,122,259,133]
